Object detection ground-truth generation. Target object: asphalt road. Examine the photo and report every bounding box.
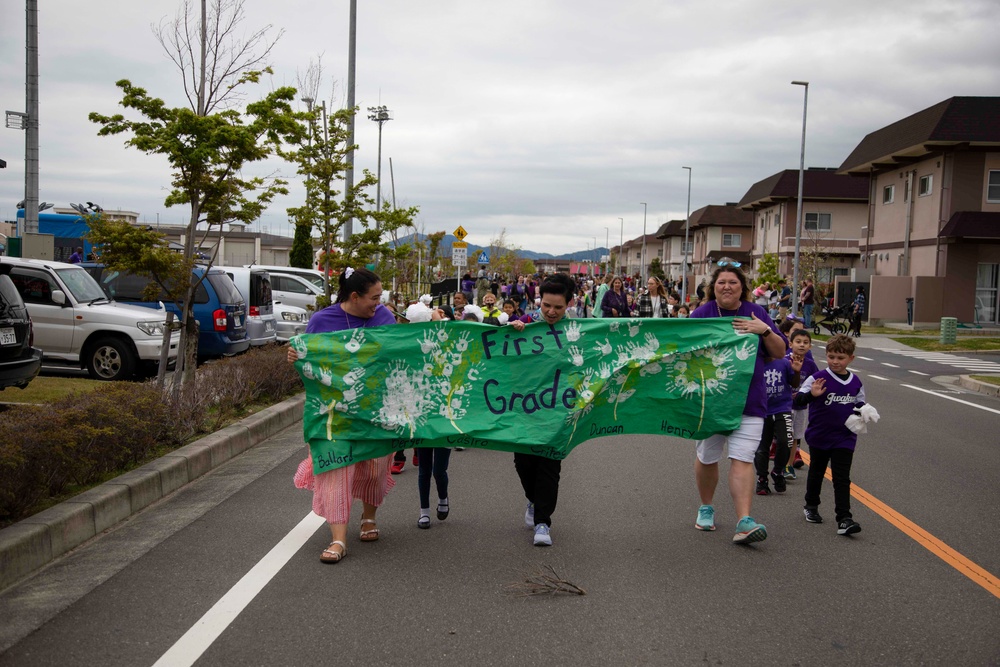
[2,337,998,666]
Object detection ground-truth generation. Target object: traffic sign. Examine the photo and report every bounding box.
[452,246,467,267]
[451,241,468,249]
[477,251,490,264]
[453,226,468,241]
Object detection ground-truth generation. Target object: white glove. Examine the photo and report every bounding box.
[859,404,880,424]
[497,312,509,325]
[845,414,867,434]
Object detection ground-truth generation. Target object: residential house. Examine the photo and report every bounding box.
[838,96,1000,326]
[612,233,661,278]
[654,219,693,280]
[687,203,753,287]
[738,168,869,285]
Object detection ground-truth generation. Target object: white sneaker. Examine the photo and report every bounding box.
[524,502,535,529]
[533,524,552,546]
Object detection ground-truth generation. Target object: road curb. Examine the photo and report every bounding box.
[959,375,1000,397]
[0,393,305,592]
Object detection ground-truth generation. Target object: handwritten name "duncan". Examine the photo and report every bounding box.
[589,423,623,436]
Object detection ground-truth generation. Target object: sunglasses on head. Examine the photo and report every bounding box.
[716,259,742,268]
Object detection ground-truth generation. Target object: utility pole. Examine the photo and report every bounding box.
[682,166,692,301]
[343,0,357,242]
[23,0,40,234]
[640,202,648,279]
[791,80,809,316]
[367,105,393,220]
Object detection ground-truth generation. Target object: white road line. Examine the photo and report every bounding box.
[902,384,1000,416]
[857,356,873,361]
[153,512,325,667]
[908,370,928,376]
[881,362,900,368]
[867,374,890,380]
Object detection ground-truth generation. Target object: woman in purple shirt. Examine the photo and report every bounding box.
[689,258,786,544]
[287,267,398,563]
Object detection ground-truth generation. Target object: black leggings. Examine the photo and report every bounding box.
[804,447,855,522]
[416,448,451,509]
[514,453,561,527]
[754,412,793,478]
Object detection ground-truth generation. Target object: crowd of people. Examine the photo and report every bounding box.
[288,260,875,562]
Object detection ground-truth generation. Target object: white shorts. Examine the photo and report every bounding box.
[792,409,807,440]
[696,416,764,464]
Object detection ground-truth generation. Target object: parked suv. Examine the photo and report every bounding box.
[82,264,251,360]
[3,257,180,381]
[269,272,322,310]
[214,266,277,346]
[245,265,326,291]
[0,263,43,391]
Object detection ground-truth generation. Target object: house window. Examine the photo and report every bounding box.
[722,233,741,247]
[635,252,641,259]
[988,170,1000,203]
[918,175,933,197]
[883,185,895,204]
[682,241,693,254]
[804,213,832,232]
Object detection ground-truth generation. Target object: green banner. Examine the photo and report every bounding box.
[291,318,757,474]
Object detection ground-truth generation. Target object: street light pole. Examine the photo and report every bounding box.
[344,0,357,242]
[640,202,647,279]
[682,166,692,302]
[618,217,624,275]
[603,226,609,276]
[366,105,393,222]
[791,80,809,317]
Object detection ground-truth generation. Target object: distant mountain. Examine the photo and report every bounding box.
[394,233,607,263]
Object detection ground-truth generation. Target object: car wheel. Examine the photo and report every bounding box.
[86,337,137,381]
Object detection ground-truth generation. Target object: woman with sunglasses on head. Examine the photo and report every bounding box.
[638,277,669,318]
[287,267,398,563]
[688,258,787,545]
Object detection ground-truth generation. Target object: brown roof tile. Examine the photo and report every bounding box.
[688,204,752,230]
[939,211,1000,239]
[739,169,869,209]
[839,97,1000,174]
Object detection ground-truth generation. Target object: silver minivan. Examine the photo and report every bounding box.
[215,266,277,346]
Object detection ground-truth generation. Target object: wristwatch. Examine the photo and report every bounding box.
[761,328,772,338]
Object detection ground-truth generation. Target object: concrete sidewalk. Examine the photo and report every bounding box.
[0,394,305,592]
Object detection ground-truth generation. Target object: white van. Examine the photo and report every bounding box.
[214,266,277,346]
[2,257,180,380]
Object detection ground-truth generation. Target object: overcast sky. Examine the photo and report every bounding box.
[2,0,998,255]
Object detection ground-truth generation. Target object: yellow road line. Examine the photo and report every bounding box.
[799,450,1000,600]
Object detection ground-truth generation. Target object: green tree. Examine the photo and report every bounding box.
[488,228,522,278]
[648,257,666,281]
[756,252,781,286]
[426,231,446,279]
[289,216,314,269]
[88,0,298,388]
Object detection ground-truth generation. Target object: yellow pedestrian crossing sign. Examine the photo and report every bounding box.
[453,226,468,241]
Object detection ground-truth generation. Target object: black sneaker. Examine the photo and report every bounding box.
[770,470,786,494]
[837,519,862,536]
[803,506,823,523]
[756,476,771,496]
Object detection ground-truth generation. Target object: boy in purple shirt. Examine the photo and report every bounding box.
[786,329,819,478]
[793,334,864,536]
[754,352,802,495]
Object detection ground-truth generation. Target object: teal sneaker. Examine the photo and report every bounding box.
[733,516,767,544]
[783,465,797,480]
[695,505,716,531]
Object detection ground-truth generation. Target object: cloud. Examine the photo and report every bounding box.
[2,0,998,252]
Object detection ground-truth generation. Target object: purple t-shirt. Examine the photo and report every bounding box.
[690,300,781,418]
[764,357,796,416]
[306,303,396,334]
[799,368,866,451]
[788,351,819,412]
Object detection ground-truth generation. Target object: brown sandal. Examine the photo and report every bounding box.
[359,518,380,542]
[320,540,347,563]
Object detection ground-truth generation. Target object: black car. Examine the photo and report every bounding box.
[0,262,43,391]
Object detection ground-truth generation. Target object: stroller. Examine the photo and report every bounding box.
[814,303,852,335]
